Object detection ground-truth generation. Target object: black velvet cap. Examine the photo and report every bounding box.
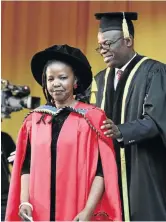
[95,12,138,37]
[31,44,92,92]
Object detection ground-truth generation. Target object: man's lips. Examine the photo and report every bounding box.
[103,55,114,63]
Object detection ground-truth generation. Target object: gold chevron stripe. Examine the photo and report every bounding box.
[120,57,149,221]
[101,67,110,110]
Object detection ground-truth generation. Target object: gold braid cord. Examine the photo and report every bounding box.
[23,106,110,145]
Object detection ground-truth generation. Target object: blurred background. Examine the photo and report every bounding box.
[2,1,166,142]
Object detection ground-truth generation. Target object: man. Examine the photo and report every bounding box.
[1,132,15,221]
[92,12,166,221]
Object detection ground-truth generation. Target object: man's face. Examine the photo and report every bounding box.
[97,30,129,68]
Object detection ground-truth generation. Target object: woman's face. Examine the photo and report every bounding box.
[46,61,76,103]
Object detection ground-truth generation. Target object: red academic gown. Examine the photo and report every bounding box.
[5,102,122,221]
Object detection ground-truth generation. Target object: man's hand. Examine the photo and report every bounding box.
[101,119,122,139]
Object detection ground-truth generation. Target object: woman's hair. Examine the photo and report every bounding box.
[42,60,89,104]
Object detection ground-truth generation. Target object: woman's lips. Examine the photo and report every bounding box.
[52,90,64,95]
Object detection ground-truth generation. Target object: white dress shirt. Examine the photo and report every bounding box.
[114,53,137,90]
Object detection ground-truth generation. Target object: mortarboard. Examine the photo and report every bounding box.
[95,12,138,38]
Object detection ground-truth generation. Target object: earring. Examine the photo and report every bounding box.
[74,83,78,89]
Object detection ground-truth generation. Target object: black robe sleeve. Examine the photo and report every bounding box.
[21,136,31,175]
[95,153,104,177]
[1,132,16,159]
[118,63,166,146]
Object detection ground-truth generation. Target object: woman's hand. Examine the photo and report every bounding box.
[19,204,32,221]
[8,151,16,163]
[73,176,104,221]
[73,208,93,221]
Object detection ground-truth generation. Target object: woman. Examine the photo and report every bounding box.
[5,45,122,221]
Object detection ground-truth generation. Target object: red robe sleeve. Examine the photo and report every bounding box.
[5,115,32,221]
[85,107,122,221]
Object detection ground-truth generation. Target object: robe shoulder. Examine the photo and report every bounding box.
[95,68,107,80]
[140,59,166,92]
[141,58,166,74]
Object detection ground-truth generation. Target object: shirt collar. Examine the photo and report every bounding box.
[115,53,137,74]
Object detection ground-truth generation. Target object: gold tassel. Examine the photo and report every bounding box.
[122,12,130,38]
[90,77,98,104]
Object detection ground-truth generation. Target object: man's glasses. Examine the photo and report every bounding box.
[95,36,124,54]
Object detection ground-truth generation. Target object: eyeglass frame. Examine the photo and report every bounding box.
[95,36,124,53]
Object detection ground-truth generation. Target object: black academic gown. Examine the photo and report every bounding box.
[94,54,166,221]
